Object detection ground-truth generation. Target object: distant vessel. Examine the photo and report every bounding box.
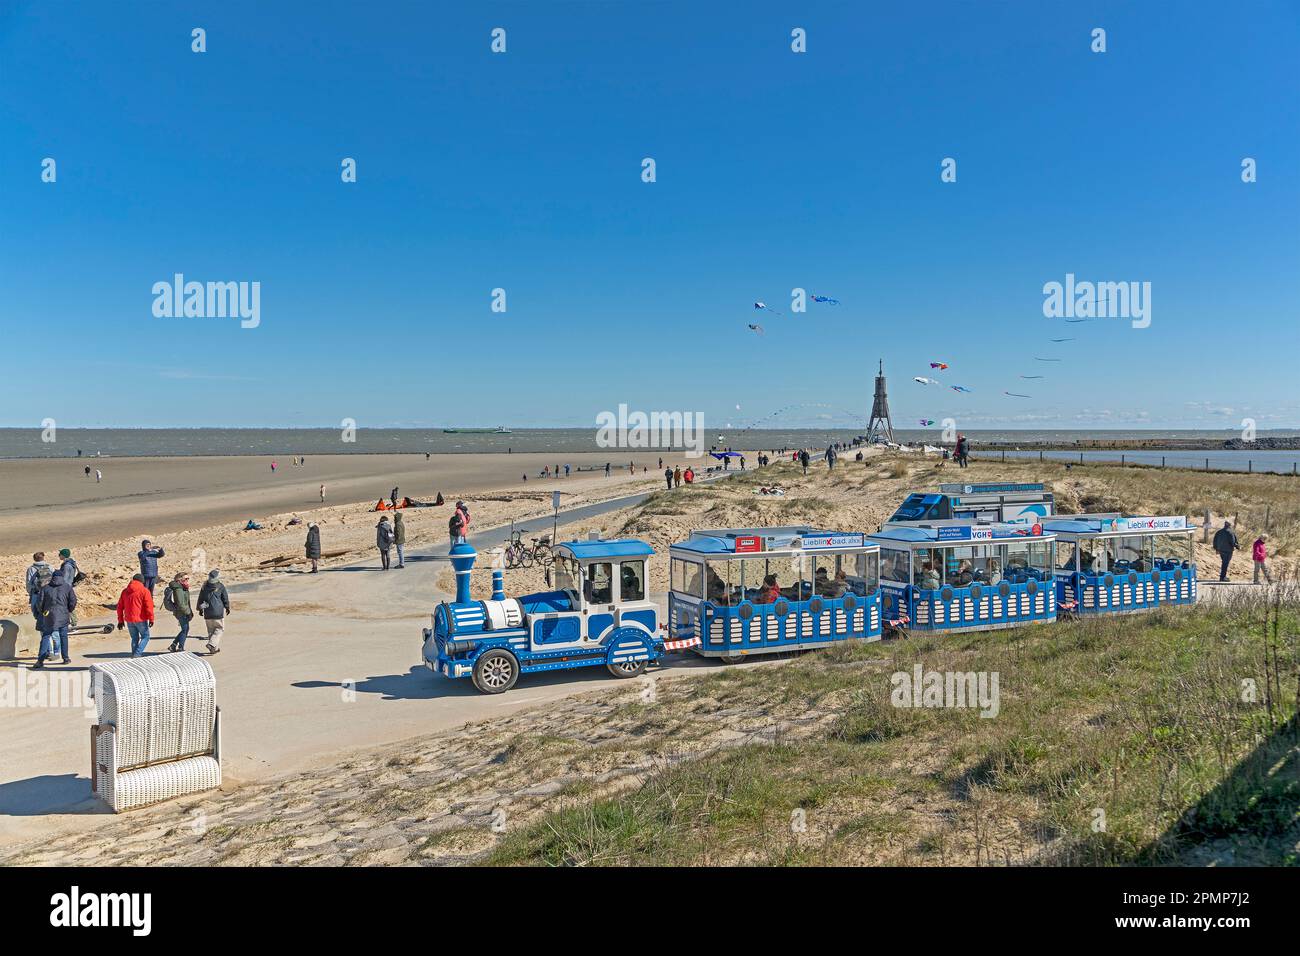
[443,426,512,434]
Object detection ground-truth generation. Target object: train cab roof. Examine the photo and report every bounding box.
[672,526,875,558]
[556,538,655,562]
[1041,515,1190,538]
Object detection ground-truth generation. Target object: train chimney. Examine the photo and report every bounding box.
[449,542,476,604]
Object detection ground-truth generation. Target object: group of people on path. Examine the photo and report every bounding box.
[1212,521,1273,583]
[27,539,231,667]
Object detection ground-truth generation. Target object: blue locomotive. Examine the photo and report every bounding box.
[422,538,665,693]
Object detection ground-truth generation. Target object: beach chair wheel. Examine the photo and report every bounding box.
[472,650,519,694]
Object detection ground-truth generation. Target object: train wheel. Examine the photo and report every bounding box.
[607,658,647,678]
[472,650,519,694]
[719,652,745,664]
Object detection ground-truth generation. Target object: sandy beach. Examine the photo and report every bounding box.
[0,451,708,623]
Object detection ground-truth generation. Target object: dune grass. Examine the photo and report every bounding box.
[486,598,1299,866]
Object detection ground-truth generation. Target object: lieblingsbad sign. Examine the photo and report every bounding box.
[1109,516,1187,532]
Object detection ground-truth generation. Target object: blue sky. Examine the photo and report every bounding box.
[1,1,1297,430]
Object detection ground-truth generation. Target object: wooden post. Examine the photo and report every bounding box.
[1202,509,1211,543]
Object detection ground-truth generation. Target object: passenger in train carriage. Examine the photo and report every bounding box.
[706,567,731,605]
[756,573,780,604]
[985,559,1003,585]
[819,568,849,598]
[1081,549,1097,573]
[951,559,974,587]
[918,562,941,590]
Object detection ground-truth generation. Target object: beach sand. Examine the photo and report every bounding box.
[0,451,698,623]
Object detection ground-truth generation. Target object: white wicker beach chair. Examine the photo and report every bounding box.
[89,654,222,812]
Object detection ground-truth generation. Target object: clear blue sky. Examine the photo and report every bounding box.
[2,1,1297,430]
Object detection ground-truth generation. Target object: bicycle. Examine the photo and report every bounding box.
[502,531,554,570]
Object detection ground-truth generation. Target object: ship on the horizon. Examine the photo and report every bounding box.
[442,426,512,434]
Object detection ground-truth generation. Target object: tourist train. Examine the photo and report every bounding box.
[421,487,1200,694]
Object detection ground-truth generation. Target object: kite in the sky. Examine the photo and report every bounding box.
[919,419,935,426]
[747,323,765,335]
[810,294,839,304]
[1033,356,1063,362]
[950,385,972,393]
[1005,391,1032,398]
[754,301,783,316]
[913,376,939,385]
[1050,337,1074,343]
[1064,318,1092,323]
[1019,374,1044,379]
[929,362,948,370]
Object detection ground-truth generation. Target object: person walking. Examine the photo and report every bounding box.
[25,552,53,629]
[319,483,326,503]
[376,515,395,569]
[664,466,673,490]
[84,465,90,478]
[799,449,810,475]
[305,522,322,573]
[390,486,400,509]
[1252,534,1272,584]
[393,512,407,569]
[197,570,230,655]
[604,462,611,477]
[1212,521,1240,582]
[56,548,80,588]
[95,469,102,483]
[673,465,682,488]
[34,568,76,668]
[456,500,471,537]
[164,572,194,652]
[448,508,465,549]
[137,539,166,595]
[116,574,155,658]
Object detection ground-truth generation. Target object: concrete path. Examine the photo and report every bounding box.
[0,489,724,849]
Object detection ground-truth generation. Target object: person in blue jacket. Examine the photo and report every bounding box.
[35,570,76,668]
[138,539,166,594]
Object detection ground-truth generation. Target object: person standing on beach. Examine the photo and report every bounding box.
[35,568,75,668]
[116,574,155,658]
[664,466,673,490]
[95,469,102,483]
[376,515,394,569]
[57,548,80,588]
[393,512,407,569]
[305,522,321,573]
[799,449,810,475]
[604,462,611,477]
[164,572,194,653]
[138,539,165,595]
[319,483,326,503]
[197,570,230,654]
[1252,534,1272,584]
[564,463,570,477]
[673,466,682,488]
[1212,521,1240,581]
[390,486,400,509]
[449,508,465,548]
[25,553,53,627]
[84,465,90,478]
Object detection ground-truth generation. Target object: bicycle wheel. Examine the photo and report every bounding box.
[535,544,554,567]
[519,548,534,569]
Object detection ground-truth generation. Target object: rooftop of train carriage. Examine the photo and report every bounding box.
[872,521,1056,544]
[673,526,870,555]
[1041,515,1190,536]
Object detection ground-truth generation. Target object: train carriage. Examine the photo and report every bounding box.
[868,521,1058,633]
[1042,515,1197,615]
[668,526,882,662]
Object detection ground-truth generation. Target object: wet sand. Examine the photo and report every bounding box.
[0,452,685,554]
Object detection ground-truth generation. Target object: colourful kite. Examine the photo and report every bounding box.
[1019,374,1044,379]
[1004,391,1032,398]
[1064,318,1092,323]
[929,362,948,370]
[919,419,935,426]
[747,323,765,335]
[753,301,783,315]
[1049,337,1074,343]
[950,385,972,393]
[913,376,939,385]
[1033,357,1062,362]
[810,294,839,304]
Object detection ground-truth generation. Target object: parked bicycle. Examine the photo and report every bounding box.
[503,531,554,570]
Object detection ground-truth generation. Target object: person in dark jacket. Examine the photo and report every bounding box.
[305,523,322,573]
[57,548,80,589]
[376,516,394,570]
[138,539,166,594]
[1212,521,1240,582]
[165,572,194,652]
[392,512,407,569]
[197,569,230,654]
[664,466,673,490]
[35,570,76,667]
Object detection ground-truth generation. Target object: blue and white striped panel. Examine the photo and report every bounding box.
[612,639,650,663]
[452,606,485,630]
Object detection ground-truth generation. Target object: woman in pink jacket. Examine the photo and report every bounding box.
[1252,535,1272,584]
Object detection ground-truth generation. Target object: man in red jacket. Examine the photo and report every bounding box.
[117,574,155,657]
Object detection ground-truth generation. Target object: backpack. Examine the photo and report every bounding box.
[163,585,178,614]
[29,563,53,594]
